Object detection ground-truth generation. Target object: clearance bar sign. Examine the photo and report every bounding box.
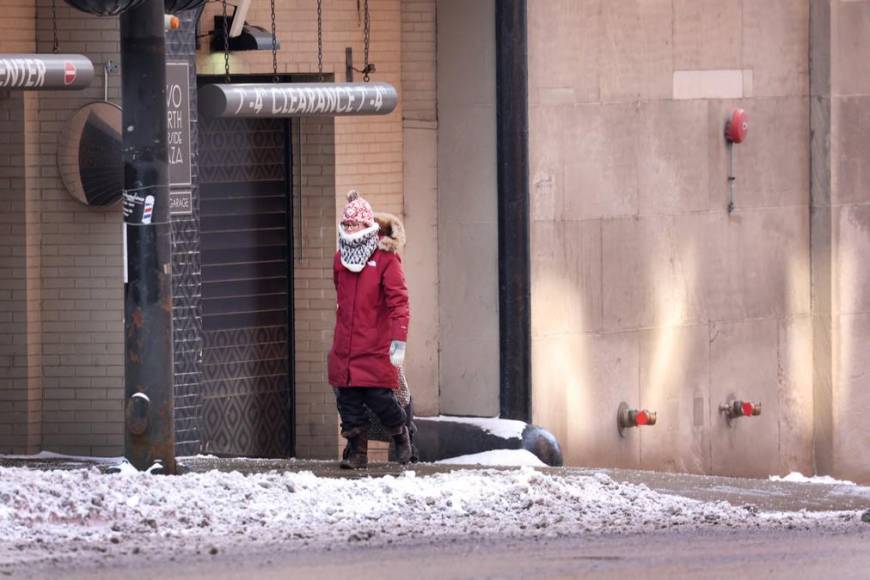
[0,54,94,90]
[198,82,398,118]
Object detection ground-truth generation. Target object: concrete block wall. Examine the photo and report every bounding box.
[528,0,815,477]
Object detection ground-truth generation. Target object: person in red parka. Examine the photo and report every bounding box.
[329,190,412,469]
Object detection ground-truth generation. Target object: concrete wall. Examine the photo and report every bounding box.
[436,0,499,416]
[825,0,870,483]
[528,0,815,477]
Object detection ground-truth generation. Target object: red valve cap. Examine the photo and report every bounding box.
[635,410,650,426]
[741,401,755,417]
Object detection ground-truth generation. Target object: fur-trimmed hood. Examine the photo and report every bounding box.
[375,213,405,253]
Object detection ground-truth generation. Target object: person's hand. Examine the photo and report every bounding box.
[389,340,406,368]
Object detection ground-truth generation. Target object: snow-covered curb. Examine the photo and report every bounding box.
[436,449,546,467]
[1,465,863,567]
[769,472,857,486]
[0,451,125,464]
[420,416,526,439]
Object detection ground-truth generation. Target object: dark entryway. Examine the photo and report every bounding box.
[197,96,294,457]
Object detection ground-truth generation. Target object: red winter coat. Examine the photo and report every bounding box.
[328,213,409,389]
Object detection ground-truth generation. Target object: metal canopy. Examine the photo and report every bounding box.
[0,54,94,90]
[198,82,398,118]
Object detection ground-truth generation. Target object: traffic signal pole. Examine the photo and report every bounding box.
[120,0,176,474]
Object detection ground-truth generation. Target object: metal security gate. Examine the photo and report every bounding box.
[198,110,294,457]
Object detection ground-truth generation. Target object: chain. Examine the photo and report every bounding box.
[51,0,59,54]
[363,0,370,81]
[316,0,323,79]
[222,0,230,82]
[270,0,278,82]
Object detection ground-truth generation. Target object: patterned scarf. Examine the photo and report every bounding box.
[339,224,379,272]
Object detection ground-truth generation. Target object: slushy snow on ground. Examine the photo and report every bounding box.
[0,465,863,567]
[437,449,546,467]
[769,472,857,486]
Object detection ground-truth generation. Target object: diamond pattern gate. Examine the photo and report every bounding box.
[197,113,294,457]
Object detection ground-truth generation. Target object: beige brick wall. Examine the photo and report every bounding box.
[197,0,406,458]
[24,83,42,453]
[2,0,431,459]
[291,115,339,459]
[0,0,41,453]
[34,1,124,456]
[197,0,406,209]
[400,0,436,123]
[0,90,33,453]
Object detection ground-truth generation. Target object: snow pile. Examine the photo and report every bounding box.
[0,466,862,562]
[437,450,547,467]
[0,451,124,464]
[769,472,857,486]
[420,416,526,439]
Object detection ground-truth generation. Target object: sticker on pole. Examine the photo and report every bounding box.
[122,186,163,224]
[142,195,154,224]
[63,61,77,86]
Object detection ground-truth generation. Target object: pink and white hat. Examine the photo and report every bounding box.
[341,190,375,227]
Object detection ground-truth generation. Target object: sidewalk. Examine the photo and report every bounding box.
[3,453,868,514]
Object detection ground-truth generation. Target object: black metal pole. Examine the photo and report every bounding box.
[121,0,176,473]
[285,118,296,458]
[496,0,531,422]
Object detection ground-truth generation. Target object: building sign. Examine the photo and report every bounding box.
[198,82,398,118]
[169,190,192,215]
[0,54,93,90]
[166,61,191,191]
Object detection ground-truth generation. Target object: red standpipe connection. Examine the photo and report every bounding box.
[617,402,657,437]
[719,399,762,421]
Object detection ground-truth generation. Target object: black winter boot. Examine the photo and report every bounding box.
[388,424,412,465]
[340,427,368,469]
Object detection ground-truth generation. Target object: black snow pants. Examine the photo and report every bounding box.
[334,387,406,434]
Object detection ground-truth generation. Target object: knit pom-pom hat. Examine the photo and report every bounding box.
[341,190,375,227]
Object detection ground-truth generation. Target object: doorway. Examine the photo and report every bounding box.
[196,92,295,457]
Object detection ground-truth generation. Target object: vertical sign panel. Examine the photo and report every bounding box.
[166,61,192,215]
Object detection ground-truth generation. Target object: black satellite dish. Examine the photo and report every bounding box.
[57,102,123,208]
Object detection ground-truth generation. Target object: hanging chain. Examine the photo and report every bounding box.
[222,0,231,82]
[270,0,278,82]
[363,0,371,81]
[316,0,323,79]
[50,0,59,54]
